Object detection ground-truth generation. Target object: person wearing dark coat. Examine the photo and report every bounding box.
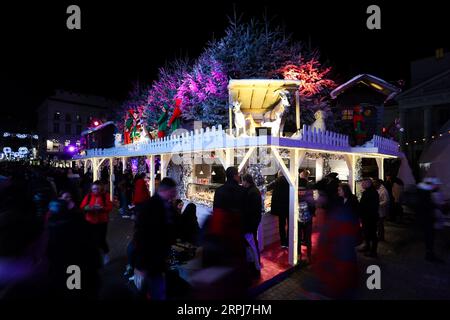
[47,199,101,300]
[179,203,200,245]
[199,167,248,299]
[242,174,262,236]
[267,171,290,247]
[242,174,262,275]
[133,177,178,300]
[209,167,247,265]
[338,183,359,218]
[358,178,380,257]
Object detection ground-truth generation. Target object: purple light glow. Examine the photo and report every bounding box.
[68,146,76,152]
[131,158,138,174]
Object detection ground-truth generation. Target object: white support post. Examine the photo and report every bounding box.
[92,159,98,182]
[83,160,88,174]
[344,154,357,194]
[376,158,384,180]
[295,90,300,133]
[160,154,172,179]
[93,158,106,182]
[237,147,256,173]
[215,149,227,169]
[225,148,235,169]
[228,94,233,135]
[315,157,324,182]
[288,149,300,266]
[122,157,126,174]
[270,147,294,186]
[109,158,114,201]
[148,155,155,195]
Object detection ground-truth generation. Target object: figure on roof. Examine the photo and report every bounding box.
[157,104,169,139]
[167,98,182,133]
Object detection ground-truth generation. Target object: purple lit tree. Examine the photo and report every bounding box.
[176,54,229,125]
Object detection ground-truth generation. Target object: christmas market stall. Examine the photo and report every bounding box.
[74,78,401,271]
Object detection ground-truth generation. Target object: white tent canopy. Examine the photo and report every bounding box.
[419,135,450,199]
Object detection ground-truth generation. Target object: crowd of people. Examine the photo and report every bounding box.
[0,161,448,300]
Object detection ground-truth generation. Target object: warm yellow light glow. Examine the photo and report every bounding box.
[370,82,384,91]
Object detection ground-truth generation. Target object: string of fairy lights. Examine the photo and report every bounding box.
[403,129,450,146]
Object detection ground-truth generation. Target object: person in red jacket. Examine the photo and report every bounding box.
[132,173,151,206]
[80,180,113,265]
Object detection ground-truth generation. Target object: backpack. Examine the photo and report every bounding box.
[299,201,312,223]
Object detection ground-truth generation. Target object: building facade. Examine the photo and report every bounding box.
[396,51,450,172]
[37,90,118,160]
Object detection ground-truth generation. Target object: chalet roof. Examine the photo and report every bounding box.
[395,69,450,100]
[81,121,116,136]
[330,74,401,102]
[228,79,301,113]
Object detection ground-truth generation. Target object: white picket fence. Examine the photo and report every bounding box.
[298,125,349,148]
[371,135,399,153]
[79,124,400,159]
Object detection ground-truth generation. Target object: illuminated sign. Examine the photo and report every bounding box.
[0,147,30,160]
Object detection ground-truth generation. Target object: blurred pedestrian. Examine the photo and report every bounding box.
[47,198,101,300]
[133,177,178,300]
[416,178,445,263]
[242,173,262,276]
[267,170,290,248]
[132,173,151,206]
[338,183,359,217]
[311,179,360,299]
[179,203,200,245]
[373,179,389,241]
[80,180,113,265]
[298,186,315,263]
[195,167,248,299]
[358,178,379,258]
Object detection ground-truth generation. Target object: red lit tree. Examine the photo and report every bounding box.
[274,57,337,129]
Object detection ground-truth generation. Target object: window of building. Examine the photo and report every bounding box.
[54,112,61,121]
[65,114,71,122]
[76,140,81,147]
[76,125,82,135]
[76,115,82,123]
[342,109,353,120]
[65,124,71,134]
[46,139,60,152]
[53,123,60,133]
[65,140,71,147]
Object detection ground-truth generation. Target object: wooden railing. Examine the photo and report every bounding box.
[77,125,401,159]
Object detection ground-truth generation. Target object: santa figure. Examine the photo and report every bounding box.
[167,98,182,133]
[353,105,366,145]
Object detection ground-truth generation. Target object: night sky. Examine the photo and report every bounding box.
[0,1,447,130]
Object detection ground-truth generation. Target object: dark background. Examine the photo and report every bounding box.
[0,0,447,131]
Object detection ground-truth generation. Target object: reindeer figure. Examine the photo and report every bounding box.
[263,89,291,136]
[233,101,247,136]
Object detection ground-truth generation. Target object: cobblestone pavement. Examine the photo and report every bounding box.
[258,213,450,300]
